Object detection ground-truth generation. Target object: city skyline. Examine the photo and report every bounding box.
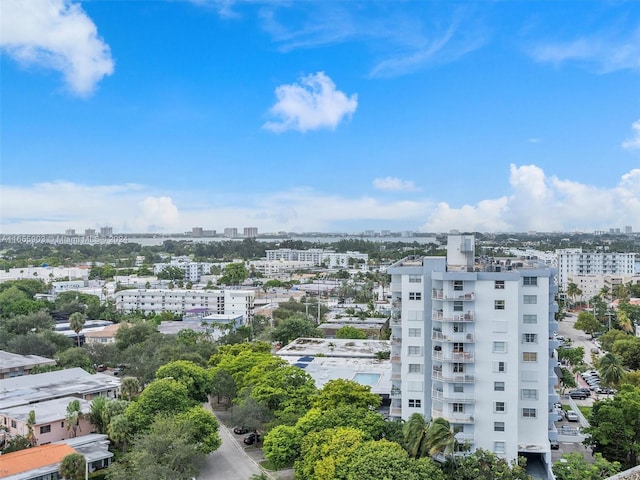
[1,1,640,235]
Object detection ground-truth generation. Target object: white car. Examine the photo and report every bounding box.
[565,410,579,422]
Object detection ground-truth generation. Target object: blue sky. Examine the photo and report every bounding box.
[1,0,640,234]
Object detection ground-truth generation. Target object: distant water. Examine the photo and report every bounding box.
[129,236,438,246]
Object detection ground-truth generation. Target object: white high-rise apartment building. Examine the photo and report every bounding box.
[556,248,635,291]
[387,235,558,468]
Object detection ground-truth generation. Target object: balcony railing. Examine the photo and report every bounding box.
[432,370,475,383]
[391,336,402,346]
[431,389,476,403]
[391,388,401,398]
[432,331,474,343]
[432,350,475,363]
[391,355,401,364]
[432,289,475,301]
[432,409,475,424]
[432,310,475,322]
[390,406,402,417]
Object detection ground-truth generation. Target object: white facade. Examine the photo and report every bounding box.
[556,248,636,291]
[114,288,254,321]
[387,235,558,467]
[153,257,214,282]
[265,248,368,269]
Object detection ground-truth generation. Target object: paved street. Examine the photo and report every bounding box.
[557,312,599,366]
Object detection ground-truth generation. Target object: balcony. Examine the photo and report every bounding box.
[391,372,402,381]
[391,355,401,364]
[455,433,475,443]
[432,369,475,383]
[432,331,474,343]
[391,387,401,398]
[432,310,475,322]
[390,406,402,417]
[432,350,475,363]
[431,389,476,403]
[432,409,475,424]
[390,317,401,326]
[391,336,402,346]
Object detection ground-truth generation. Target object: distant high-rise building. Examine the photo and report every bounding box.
[243,227,258,238]
[65,229,76,236]
[85,228,96,237]
[224,228,238,238]
[625,226,633,234]
[192,227,203,237]
[100,227,113,237]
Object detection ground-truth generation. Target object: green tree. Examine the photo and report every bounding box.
[584,384,640,467]
[88,396,108,434]
[552,452,621,480]
[313,379,381,411]
[107,414,131,454]
[56,347,94,371]
[210,368,236,405]
[335,325,367,340]
[26,410,37,447]
[425,417,455,457]
[156,360,211,403]
[59,453,86,480]
[559,367,577,394]
[403,413,430,459]
[2,435,31,453]
[612,336,640,370]
[557,346,585,367]
[156,266,185,281]
[65,399,83,438]
[270,314,324,346]
[296,405,389,441]
[218,262,248,286]
[566,282,582,308]
[444,449,531,480]
[69,312,86,347]
[1,310,54,335]
[120,376,140,401]
[175,406,222,454]
[599,329,629,352]
[598,352,625,386]
[263,424,303,470]
[574,311,600,337]
[125,378,194,431]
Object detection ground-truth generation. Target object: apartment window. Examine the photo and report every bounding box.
[523,295,537,304]
[494,441,506,454]
[523,276,538,286]
[408,399,421,408]
[61,422,64,428]
[452,403,465,413]
[453,383,464,393]
[523,314,537,324]
[408,274,422,283]
[408,364,423,374]
[494,401,506,413]
[495,361,507,373]
[522,408,537,418]
[40,425,51,434]
[493,341,507,353]
[409,292,422,301]
[453,280,464,291]
[494,300,505,310]
[495,280,505,289]
[523,333,538,344]
[453,363,465,373]
[453,323,465,333]
[453,342,465,353]
[408,346,422,356]
[494,381,505,392]
[11,420,16,428]
[494,422,505,432]
[521,389,538,400]
[453,300,464,312]
[408,328,421,337]
[523,352,538,362]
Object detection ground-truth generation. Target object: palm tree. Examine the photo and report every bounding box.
[120,376,140,401]
[617,310,634,334]
[598,353,624,387]
[107,414,130,454]
[65,399,83,438]
[566,283,582,309]
[403,413,431,459]
[69,312,86,347]
[426,417,456,457]
[26,410,37,447]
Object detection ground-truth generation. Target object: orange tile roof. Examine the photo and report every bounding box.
[0,443,77,478]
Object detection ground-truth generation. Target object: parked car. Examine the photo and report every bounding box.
[243,432,260,445]
[550,439,560,450]
[576,388,591,395]
[566,410,579,422]
[596,387,616,395]
[569,390,588,400]
[96,364,107,372]
[233,426,250,435]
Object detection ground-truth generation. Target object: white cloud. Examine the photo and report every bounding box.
[622,120,640,150]
[2,167,640,234]
[373,177,418,192]
[263,72,357,133]
[0,0,114,96]
[421,165,640,233]
[531,29,640,73]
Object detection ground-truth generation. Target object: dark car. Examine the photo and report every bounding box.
[550,440,559,450]
[233,426,250,435]
[243,432,260,445]
[96,364,107,372]
[568,390,588,400]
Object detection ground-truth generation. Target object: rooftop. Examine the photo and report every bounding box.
[276,338,390,358]
[0,443,76,478]
[0,396,92,425]
[0,351,56,372]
